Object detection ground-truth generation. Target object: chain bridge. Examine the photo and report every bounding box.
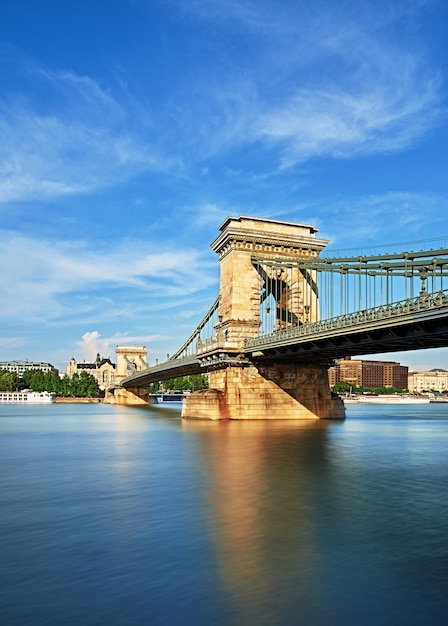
[115,216,448,420]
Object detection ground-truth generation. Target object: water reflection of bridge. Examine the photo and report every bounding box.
[118,216,448,420]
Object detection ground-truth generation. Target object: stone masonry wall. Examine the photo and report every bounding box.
[182,364,345,420]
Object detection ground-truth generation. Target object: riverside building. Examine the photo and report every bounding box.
[66,353,116,391]
[408,369,448,394]
[328,357,408,390]
[66,345,148,391]
[0,360,59,377]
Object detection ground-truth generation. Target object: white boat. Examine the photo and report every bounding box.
[342,397,361,404]
[0,391,55,404]
[343,394,430,405]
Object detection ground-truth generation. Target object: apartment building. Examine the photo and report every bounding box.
[408,370,448,393]
[329,357,408,389]
[0,360,59,377]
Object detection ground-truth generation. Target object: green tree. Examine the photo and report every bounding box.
[27,370,45,392]
[21,370,34,389]
[188,374,208,390]
[332,381,364,394]
[0,371,20,392]
[161,375,209,392]
[369,386,404,395]
[43,371,61,394]
[78,371,99,397]
[59,375,73,397]
[69,372,81,396]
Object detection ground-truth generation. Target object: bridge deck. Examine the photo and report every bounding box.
[122,291,448,387]
[246,304,448,363]
[121,355,203,388]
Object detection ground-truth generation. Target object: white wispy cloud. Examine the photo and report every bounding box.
[0,336,26,350]
[1,1,444,201]
[169,0,444,167]
[254,80,442,167]
[0,231,218,323]
[177,202,240,229]
[313,192,448,250]
[73,330,170,363]
[179,0,439,44]
[0,50,172,204]
[250,7,444,167]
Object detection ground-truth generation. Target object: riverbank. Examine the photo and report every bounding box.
[54,397,101,403]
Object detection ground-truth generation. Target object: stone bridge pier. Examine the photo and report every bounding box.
[182,363,345,420]
[105,386,157,405]
[182,216,345,420]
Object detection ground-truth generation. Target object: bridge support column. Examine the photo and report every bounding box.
[181,363,345,420]
[104,387,157,405]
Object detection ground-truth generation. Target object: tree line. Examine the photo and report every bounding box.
[0,369,99,397]
[148,374,209,393]
[331,381,409,395]
[1,369,208,396]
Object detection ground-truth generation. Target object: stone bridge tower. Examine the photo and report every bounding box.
[182,216,345,420]
[115,345,148,380]
[106,345,151,405]
[211,215,327,349]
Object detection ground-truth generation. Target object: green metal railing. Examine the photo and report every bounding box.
[244,289,448,351]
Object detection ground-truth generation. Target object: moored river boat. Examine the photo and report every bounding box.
[343,394,430,405]
[0,391,56,404]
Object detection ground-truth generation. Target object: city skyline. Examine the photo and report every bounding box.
[1,0,448,372]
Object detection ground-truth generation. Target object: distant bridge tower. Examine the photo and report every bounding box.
[115,344,148,380]
[106,345,151,405]
[182,216,345,420]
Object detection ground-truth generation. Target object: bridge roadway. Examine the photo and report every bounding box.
[122,291,448,389]
[121,355,204,388]
[246,291,448,363]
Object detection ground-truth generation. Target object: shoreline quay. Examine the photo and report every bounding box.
[54,397,102,403]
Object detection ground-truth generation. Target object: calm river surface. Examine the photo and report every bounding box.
[1,401,447,625]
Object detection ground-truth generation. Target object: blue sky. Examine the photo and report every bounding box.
[1,0,448,373]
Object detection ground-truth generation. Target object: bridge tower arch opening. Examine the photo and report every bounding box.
[257,263,320,331]
[182,216,345,420]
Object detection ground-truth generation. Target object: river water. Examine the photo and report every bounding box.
[1,401,447,626]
